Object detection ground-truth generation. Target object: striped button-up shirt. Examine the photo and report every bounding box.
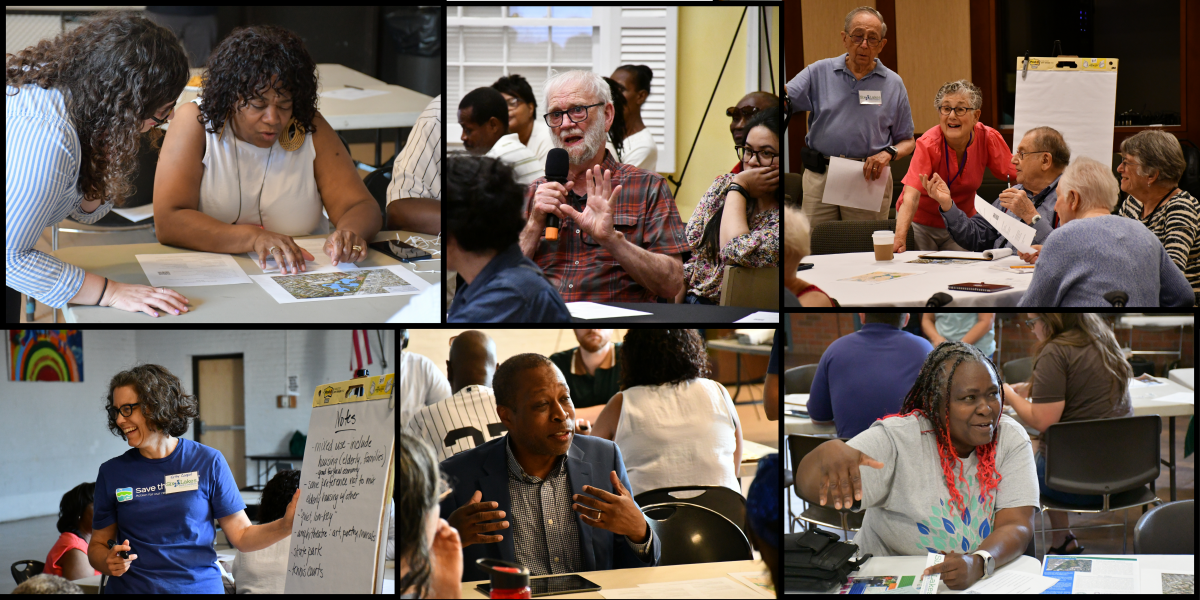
[6,83,114,308]
[504,435,652,575]
[523,150,688,303]
[388,94,441,202]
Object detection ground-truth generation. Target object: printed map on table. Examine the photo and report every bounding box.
[272,268,417,299]
[838,271,925,284]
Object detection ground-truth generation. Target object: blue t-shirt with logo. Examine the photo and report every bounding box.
[93,437,246,593]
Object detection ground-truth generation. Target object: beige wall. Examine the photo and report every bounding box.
[801,0,871,69]
[894,0,972,133]
[405,329,628,378]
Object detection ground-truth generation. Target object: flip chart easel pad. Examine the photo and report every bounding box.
[284,373,395,594]
[1013,68,1118,167]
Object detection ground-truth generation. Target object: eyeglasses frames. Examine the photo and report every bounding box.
[735,145,778,164]
[726,106,760,121]
[107,403,141,419]
[543,103,604,128]
[938,106,975,117]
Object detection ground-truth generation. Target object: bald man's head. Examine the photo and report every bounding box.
[732,91,780,146]
[447,331,498,394]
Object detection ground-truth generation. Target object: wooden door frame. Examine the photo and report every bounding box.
[191,353,245,442]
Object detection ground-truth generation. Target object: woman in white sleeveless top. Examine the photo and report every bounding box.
[591,329,743,497]
[154,26,381,274]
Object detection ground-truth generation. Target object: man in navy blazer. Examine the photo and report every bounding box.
[439,353,660,582]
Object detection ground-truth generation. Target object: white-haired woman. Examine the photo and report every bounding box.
[1115,130,1199,298]
[1017,157,1192,307]
[784,204,834,306]
[895,80,1017,252]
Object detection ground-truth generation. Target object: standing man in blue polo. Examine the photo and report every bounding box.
[806,313,933,439]
[786,6,916,228]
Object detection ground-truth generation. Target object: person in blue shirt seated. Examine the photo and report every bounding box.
[1017,156,1193,307]
[439,353,659,582]
[940,126,1067,252]
[806,313,935,438]
[446,155,571,322]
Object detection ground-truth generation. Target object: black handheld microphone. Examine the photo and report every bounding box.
[926,292,953,307]
[107,538,129,559]
[544,148,570,241]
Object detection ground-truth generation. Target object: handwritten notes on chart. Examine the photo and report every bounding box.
[285,373,395,594]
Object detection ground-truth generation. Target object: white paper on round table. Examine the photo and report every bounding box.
[797,251,1032,306]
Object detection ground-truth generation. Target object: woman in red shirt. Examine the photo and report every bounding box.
[42,483,101,581]
[895,80,1017,253]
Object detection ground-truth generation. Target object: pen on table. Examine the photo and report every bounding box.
[344,84,363,90]
[1010,265,1035,269]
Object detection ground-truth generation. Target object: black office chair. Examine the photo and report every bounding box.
[641,502,752,565]
[1038,415,1163,556]
[1133,499,1194,554]
[1002,357,1033,385]
[784,364,817,395]
[787,434,865,539]
[634,485,746,538]
[11,560,43,585]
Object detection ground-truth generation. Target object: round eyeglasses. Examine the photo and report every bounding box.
[735,146,778,164]
[544,103,604,128]
[938,106,975,117]
[107,403,141,419]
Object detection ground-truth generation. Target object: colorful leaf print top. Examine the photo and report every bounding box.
[844,413,1039,557]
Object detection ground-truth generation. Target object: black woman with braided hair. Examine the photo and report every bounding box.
[796,341,1038,590]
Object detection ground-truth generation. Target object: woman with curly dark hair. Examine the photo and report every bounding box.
[590,329,743,497]
[41,482,101,580]
[88,364,300,593]
[153,25,381,275]
[6,12,193,321]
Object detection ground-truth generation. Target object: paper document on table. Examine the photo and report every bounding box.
[960,570,1057,594]
[734,311,779,324]
[822,156,890,211]
[838,271,925,284]
[974,195,1035,253]
[1041,555,1141,593]
[319,87,389,101]
[249,264,428,304]
[727,571,776,597]
[625,577,772,599]
[248,238,360,274]
[1139,569,1194,594]
[566,302,652,319]
[1139,391,1195,405]
[136,252,252,287]
[111,203,155,223]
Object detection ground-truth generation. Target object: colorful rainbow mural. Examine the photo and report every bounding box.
[8,330,83,382]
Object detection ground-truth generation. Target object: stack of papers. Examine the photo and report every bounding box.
[135,252,252,287]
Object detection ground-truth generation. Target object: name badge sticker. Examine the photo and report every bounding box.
[165,472,200,494]
[859,90,882,105]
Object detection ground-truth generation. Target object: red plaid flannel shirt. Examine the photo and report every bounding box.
[523,150,688,303]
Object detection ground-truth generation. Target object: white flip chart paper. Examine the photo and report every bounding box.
[1013,69,1118,167]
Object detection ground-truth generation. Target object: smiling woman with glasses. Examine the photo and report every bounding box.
[91,363,301,593]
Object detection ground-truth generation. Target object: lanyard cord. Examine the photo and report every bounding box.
[231,130,275,227]
[943,129,973,188]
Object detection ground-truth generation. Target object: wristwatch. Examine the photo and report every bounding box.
[884,145,898,159]
[971,549,995,580]
[727,183,750,198]
[1029,213,1042,226]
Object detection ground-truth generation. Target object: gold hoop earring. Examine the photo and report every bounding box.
[279,118,305,151]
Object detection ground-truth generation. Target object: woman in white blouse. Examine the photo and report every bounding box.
[590,329,743,497]
[154,25,380,275]
[608,64,659,172]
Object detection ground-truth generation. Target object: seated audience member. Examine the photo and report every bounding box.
[13,574,83,594]
[1115,129,1200,297]
[445,155,571,322]
[400,432,463,599]
[227,470,302,593]
[405,331,506,461]
[1001,314,1133,555]
[797,342,1038,591]
[590,329,742,498]
[682,108,780,304]
[388,94,442,235]
[607,64,658,172]
[400,329,453,429]
[784,205,834,306]
[765,329,781,421]
[940,127,1068,252]
[728,91,779,174]
[923,313,995,361]
[896,80,1018,252]
[521,70,687,303]
[440,354,660,582]
[42,482,101,580]
[549,329,623,423]
[602,76,629,170]
[492,74,554,163]
[458,87,543,186]
[1017,157,1192,307]
[807,313,933,438]
[747,453,781,591]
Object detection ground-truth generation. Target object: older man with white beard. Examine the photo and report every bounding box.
[518,70,687,304]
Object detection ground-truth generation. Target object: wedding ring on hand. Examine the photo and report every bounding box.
[351,245,362,252]
[268,246,280,254]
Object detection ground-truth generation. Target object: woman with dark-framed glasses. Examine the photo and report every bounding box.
[680,108,780,304]
[87,364,299,593]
